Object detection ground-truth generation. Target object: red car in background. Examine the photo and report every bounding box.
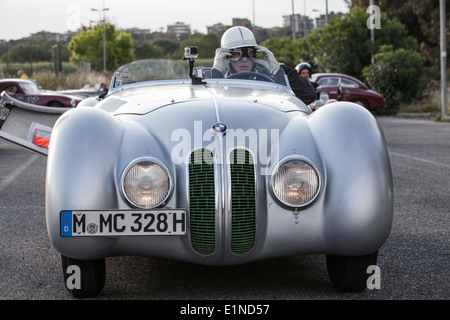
[310,73,386,110]
[0,79,83,108]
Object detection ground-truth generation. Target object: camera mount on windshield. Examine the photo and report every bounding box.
[183,46,205,85]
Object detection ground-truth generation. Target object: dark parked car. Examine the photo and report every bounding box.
[310,73,386,110]
[0,78,82,108]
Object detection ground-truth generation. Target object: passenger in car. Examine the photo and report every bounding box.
[295,62,318,90]
[212,26,316,105]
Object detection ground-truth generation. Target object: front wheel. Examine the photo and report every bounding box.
[61,255,106,298]
[326,251,378,292]
[47,101,64,107]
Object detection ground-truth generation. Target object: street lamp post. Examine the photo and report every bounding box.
[291,0,296,41]
[440,0,448,120]
[252,0,255,29]
[304,0,307,38]
[92,1,109,73]
[370,0,374,65]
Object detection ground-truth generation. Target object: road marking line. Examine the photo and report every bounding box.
[389,152,450,169]
[0,154,40,192]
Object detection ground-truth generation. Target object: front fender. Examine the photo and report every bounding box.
[45,107,123,254]
[309,102,393,255]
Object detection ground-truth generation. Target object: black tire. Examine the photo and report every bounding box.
[61,255,106,298]
[47,101,64,107]
[351,99,369,110]
[326,251,378,292]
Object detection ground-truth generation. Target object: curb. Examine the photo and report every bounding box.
[396,112,438,120]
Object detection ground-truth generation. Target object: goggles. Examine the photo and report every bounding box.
[229,48,256,61]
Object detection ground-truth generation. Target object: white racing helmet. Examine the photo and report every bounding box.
[295,62,312,74]
[221,26,258,49]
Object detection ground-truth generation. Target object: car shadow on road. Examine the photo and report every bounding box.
[98,254,360,300]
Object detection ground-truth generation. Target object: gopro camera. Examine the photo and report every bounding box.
[184,46,198,59]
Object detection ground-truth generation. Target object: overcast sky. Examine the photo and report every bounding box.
[1,0,349,41]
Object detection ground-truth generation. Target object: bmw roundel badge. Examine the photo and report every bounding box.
[212,122,227,134]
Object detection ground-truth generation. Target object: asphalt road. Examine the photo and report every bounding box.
[0,116,448,305]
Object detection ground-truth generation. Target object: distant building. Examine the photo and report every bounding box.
[123,28,153,42]
[30,30,74,43]
[282,14,314,37]
[167,22,191,41]
[207,23,227,34]
[282,11,345,35]
[207,18,252,34]
[315,11,345,29]
[232,18,252,28]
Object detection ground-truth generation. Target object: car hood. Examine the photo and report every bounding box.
[96,81,310,116]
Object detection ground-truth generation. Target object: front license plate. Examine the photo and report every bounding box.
[60,210,186,237]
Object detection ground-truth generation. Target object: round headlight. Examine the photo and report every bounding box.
[271,158,320,208]
[122,158,172,208]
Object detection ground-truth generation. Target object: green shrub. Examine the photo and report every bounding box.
[362,45,427,114]
[0,61,77,78]
[31,70,110,90]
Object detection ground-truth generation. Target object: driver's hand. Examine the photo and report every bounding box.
[213,48,231,74]
[255,45,280,74]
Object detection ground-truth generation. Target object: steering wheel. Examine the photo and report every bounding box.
[227,71,276,83]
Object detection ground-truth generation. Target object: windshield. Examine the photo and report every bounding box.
[112,59,189,87]
[19,81,40,93]
[110,58,288,90]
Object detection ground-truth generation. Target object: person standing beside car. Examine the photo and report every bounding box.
[17,70,29,80]
[212,27,316,106]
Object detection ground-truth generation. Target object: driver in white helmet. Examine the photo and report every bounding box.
[212,26,316,105]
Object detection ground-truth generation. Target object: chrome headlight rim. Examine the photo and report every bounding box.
[121,157,173,209]
[270,155,322,209]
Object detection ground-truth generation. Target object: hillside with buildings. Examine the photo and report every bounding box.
[1,11,345,49]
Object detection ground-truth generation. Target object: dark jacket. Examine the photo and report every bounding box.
[280,64,317,105]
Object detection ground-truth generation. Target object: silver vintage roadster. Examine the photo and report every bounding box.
[0,50,393,298]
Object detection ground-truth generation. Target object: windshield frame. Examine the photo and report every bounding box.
[109,59,289,94]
